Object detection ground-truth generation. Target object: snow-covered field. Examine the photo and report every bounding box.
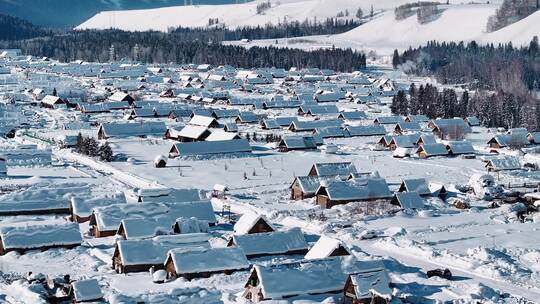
[0,53,539,303]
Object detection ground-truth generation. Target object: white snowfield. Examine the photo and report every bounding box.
[77,0,463,32]
[224,3,539,54]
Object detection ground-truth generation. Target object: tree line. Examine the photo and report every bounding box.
[0,14,52,40]
[392,39,540,94]
[171,17,360,42]
[391,84,539,130]
[0,29,366,71]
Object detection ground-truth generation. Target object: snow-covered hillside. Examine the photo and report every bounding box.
[77,0,456,31]
[225,3,538,55]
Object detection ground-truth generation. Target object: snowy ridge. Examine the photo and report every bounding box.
[77,0,443,32]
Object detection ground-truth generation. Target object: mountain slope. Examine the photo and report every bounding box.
[77,0,432,31]
[0,0,237,27]
[481,10,540,46]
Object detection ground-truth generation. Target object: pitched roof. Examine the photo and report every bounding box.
[171,139,251,156]
[304,235,350,260]
[400,178,431,196]
[117,234,210,266]
[233,213,274,235]
[231,228,308,256]
[350,268,392,300]
[252,257,385,299]
[317,177,392,201]
[0,223,82,250]
[167,247,249,274]
[391,192,425,209]
[312,162,357,177]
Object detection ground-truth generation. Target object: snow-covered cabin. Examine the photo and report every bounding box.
[41,95,65,109]
[446,141,475,155]
[234,213,275,235]
[170,125,211,142]
[373,116,404,125]
[172,217,210,234]
[164,247,250,280]
[113,234,210,273]
[290,176,322,200]
[69,193,126,223]
[116,217,172,240]
[343,268,392,304]
[487,133,530,149]
[391,192,425,209]
[416,143,449,158]
[243,257,385,302]
[428,118,472,139]
[394,122,422,134]
[398,178,431,196]
[485,156,521,172]
[338,111,368,121]
[314,177,392,209]
[109,91,135,104]
[344,125,387,137]
[97,121,167,139]
[188,115,220,128]
[304,235,351,260]
[228,228,309,258]
[289,119,342,132]
[277,136,319,152]
[0,223,82,255]
[235,112,259,124]
[90,201,216,237]
[308,162,357,177]
[169,139,252,158]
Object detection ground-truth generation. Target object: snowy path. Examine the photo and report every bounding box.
[364,244,540,301]
[55,149,166,190]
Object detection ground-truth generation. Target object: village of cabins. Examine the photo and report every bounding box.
[0,48,538,303]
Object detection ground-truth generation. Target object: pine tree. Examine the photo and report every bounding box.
[392,49,400,69]
[98,142,114,162]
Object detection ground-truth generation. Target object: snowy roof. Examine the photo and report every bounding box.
[446,141,475,154]
[109,91,133,102]
[400,178,431,196]
[71,193,126,218]
[171,139,251,156]
[231,228,308,256]
[350,268,392,300]
[41,95,63,105]
[293,176,321,194]
[315,126,346,138]
[312,162,357,177]
[0,223,82,250]
[252,257,385,299]
[290,119,342,131]
[236,112,258,123]
[488,134,530,147]
[279,136,318,149]
[418,143,449,156]
[189,115,218,127]
[374,116,404,124]
[316,177,392,201]
[71,279,103,302]
[304,235,350,260]
[93,200,216,231]
[396,121,421,132]
[417,134,437,145]
[168,247,249,274]
[465,116,480,126]
[345,125,386,137]
[339,111,368,120]
[119,217,172,240]
[391,134,419,148]
[391,192,425,209]
[233,213,274,235]
[117,234,210,266]
[486,156,521,171]
[406,114,429,122]
[177,125,209,140]
[205,130,240,141]
[429,118,472,134]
